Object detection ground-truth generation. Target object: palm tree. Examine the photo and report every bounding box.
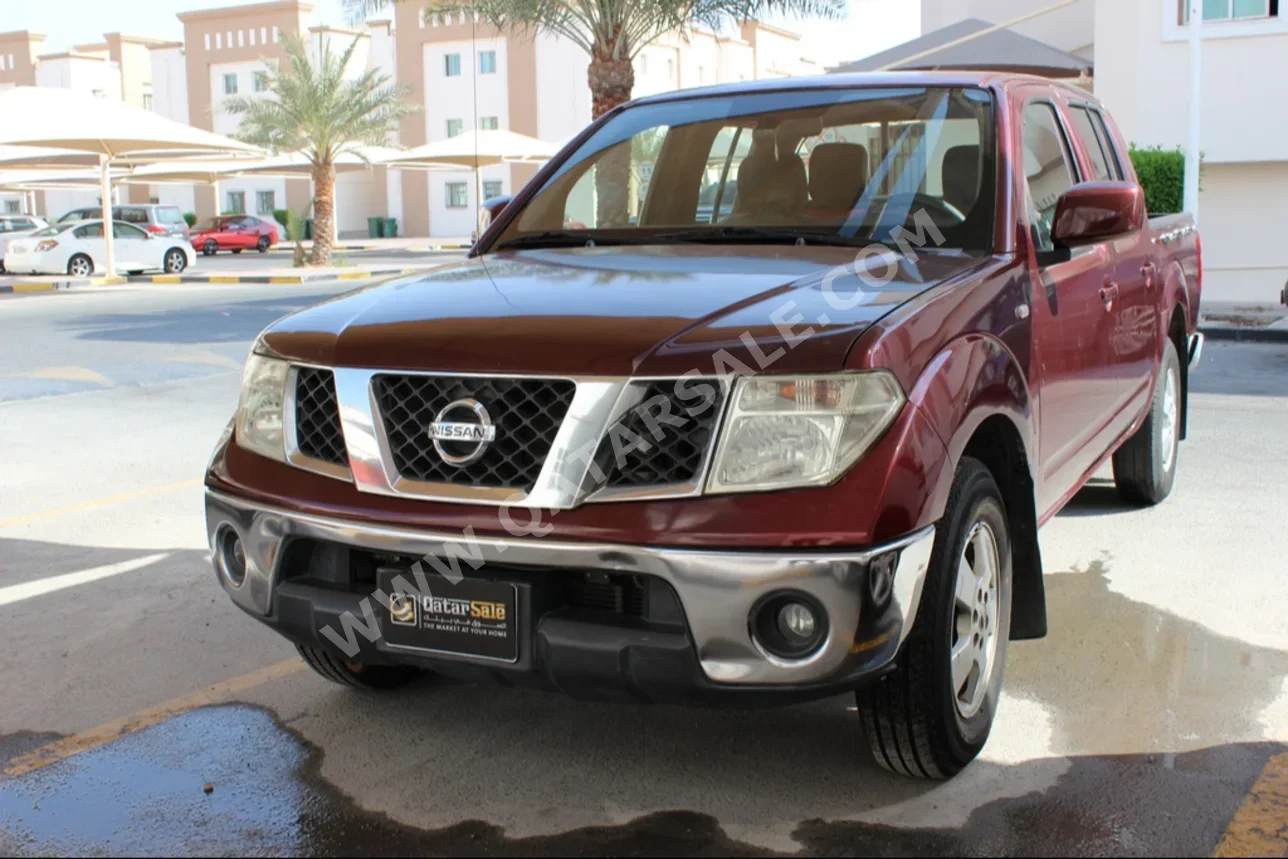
[345,0,844,119]
[222,33,419,266]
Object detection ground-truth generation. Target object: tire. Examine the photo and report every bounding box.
[203,240,217,256]
[1113,339,1181,506]
[163,248,187,273]
[257,235,270,253]
[296,644,425,690]
[857,457,1013,780]
[67,254,93,278]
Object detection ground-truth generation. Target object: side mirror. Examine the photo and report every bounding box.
[1052,181,1145,246]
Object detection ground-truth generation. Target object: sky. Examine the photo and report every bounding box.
[13,0,920,70]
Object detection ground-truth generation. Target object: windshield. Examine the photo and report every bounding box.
[492,86,995,253]
[495,86,995,252]
[31,224,73,237]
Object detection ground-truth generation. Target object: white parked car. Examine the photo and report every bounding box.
[0,214,50,273]
[3,219,194,277]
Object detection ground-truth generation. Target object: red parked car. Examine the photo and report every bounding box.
[190,215,279,256]
[206,72,1202,781]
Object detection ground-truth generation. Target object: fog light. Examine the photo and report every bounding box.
[215,527,247,587]
[777,602,817,642]
[751,592,828,660]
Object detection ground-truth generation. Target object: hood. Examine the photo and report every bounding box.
[260,245,986,376]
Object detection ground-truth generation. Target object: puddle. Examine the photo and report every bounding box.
[1007,558,1288,756]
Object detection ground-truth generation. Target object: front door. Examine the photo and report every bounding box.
[1020,97,1120,517]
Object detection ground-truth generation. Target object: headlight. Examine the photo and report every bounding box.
[706,372,905,494]
[235,354,290,463]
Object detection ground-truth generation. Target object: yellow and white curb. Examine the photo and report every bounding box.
[0,276,127,295]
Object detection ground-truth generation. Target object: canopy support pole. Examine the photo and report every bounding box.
[100,154,114,278]
[1184,0,1203,221]
[26,190,36,217]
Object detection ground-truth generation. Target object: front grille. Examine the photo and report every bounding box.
[566,575,647,617]
[373,375,576,491]
[597,382,725,488]
[294,367,348,466]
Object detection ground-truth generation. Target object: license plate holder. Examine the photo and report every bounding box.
[376,569,518,663]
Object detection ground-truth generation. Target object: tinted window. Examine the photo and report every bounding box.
[157,207,186,225]
[1021,103,1077,253]
[74,223,105,238]
[113,222,148,238]
[1068,106,1114,182]
[1087,109,1124,180]
[117,207,149,224]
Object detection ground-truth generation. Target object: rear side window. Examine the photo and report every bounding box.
[1021,102,1078,254]
[74,223,105,238]
[1068,106,1114,181]
[117,207,148,224]
[1087,109,1124,180]
[157,207,185,225]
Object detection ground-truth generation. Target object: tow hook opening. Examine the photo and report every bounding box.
[215,525,248,588]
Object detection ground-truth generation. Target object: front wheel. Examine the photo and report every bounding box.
[67,254,94,278]
[296,644,426,690]
[163,248,187,273]
[858,457,1012,780]
[202,240,217,256]
[257,235,270,253]
[1113,339,1181,505]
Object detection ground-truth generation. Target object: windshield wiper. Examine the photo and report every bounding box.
[493,230,650,251]
[650,226,863,247]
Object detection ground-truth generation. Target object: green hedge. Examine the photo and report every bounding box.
[272,208,290,226]
[1128,145,1186,215]
[182,211,197,227]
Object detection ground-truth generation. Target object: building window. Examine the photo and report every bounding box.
[639,54,648,75]
[205,34,211,50]
[256,190,276,214]
[446,182,469,208]
[215,32,222,50]
[254,71,269,92]
[483,180,503,200]
[5,200,19,214]
[91,89,105,99]
[223,73,238,95]
[446,118,464,138]
[479,116,499,131]
[261,27,268,44]
[1180,0,1278,21]
[249,28,256,46]
[238,30,245,47]
[698,65,706,84]
[142,92,153,110]
[226,191,246,214]
[445,53,461,76]
[666,57,675,81]
[479,50,497,74]
[273,27,280,43]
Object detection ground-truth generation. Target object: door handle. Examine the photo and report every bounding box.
[1141,261,1157,288]
[1100,281,1120,307]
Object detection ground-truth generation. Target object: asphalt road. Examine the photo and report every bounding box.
[0,280,1285,856]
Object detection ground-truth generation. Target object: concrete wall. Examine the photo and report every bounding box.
[34,55,123,98]
[0,31,44,87]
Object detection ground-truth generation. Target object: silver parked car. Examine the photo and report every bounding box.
[0,214,50,273]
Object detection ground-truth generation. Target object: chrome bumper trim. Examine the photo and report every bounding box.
[206,489,936,687]
[1187,331,1205,370]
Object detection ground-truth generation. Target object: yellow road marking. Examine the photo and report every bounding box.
[1214,750,1288,857]
[2,658,306,778]
[18,365,114,386]
[208,276,240,284]
[338,272,370,281]
[89,277,127,286]
[151,275,181,284]
[269,276,304,284]
[13,283,56,293]
[0,477,201,530]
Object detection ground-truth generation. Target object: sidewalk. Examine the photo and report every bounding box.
[1198,301,1288,343]
[0,263,441,294]
[277,236,474,252]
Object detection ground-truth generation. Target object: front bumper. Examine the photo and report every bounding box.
[206,489,935,704]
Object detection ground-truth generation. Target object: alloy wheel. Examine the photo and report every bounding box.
[951,520,1001,719]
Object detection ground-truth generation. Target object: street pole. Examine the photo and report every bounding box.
[99,153,115,277]
[1184,0,1203,221]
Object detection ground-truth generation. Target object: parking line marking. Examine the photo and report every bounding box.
[1214,750,1288,857]
[17,366,114,386]
[0,477,201,529]
[1,658,307,778]
[0,553,170,608]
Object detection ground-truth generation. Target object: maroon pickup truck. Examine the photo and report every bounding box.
[206,72,1202,780]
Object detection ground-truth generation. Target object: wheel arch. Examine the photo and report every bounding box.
[907,334,1046,641]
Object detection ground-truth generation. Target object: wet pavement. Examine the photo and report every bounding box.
[0,281,1286,857]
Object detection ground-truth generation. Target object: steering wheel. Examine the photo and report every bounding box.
[875,193,967,227]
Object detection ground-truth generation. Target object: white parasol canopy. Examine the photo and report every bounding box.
[380,129,558,170]
[0,86,262,275]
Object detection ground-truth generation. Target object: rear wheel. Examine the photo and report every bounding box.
[1113,339,1181,505]
[163,248,187,273]
[202,240,217,256]
[296,644,425,690]
[257,235,270,252]
[858,457,1012,780]
[67,254,93,278]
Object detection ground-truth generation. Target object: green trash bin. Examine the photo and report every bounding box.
[382,217,398,238]
[303,218,314,240]
[367,216,384,239]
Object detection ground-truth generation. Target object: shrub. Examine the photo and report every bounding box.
[272,208,289,226]
[1128,145,1187,215]
[182,211,197,227]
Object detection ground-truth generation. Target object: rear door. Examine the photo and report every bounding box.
[1019,94,1120,515]
[111,221,152,270]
